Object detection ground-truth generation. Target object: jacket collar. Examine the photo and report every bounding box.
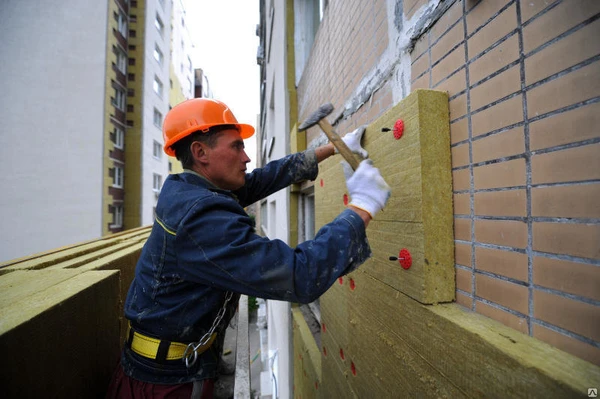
[181,169,239,202]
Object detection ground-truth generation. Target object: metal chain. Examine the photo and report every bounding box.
[183,291,234,368]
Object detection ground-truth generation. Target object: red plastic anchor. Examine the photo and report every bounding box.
[393,119,404,139]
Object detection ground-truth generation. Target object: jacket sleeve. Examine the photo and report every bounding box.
[176,195,371,304]
[234,150,318,207]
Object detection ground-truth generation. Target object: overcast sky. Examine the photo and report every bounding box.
[183,0,260,171]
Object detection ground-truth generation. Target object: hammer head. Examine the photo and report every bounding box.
[298,103,334,131]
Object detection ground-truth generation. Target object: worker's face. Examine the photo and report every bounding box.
[202,129,251,191]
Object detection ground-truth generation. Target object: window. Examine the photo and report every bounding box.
[113,87,126,110]
[155,14,164,36]
[188,56,193,72]
[298,191,315,242]
[260,200,268,236]
[298,188,321,343]
[116,11,127,37]
[153,140,162,159]
[153,108,163,128]
[153,76,163,97]
[153,45,163,64]
[114,127,124,149]
[112,205,123,228]
[113,166,124,187]
[116,48,127,74]
[153,173,162,192]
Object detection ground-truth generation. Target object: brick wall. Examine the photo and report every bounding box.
[411,0,600,365]
[297,0,394,145]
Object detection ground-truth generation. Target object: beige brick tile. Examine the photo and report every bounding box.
[525,19,600,85]
[533,222,600,259]
[454,192,471,215]
[534,289,600,341]
[453,168,471,191]
[475,219,528,249]
[521,0,558,23]
[533,323,600,366]
[466,0,511,34]
[468,4,517,59]
[473,126,525,163]
[474,158,526,189]
[523,0,600,54]
[474,189,527,217]
[470,65,522,111]
[475,300,528,333]
[530,102,600,150]
[454,218,472,241]
[533,256,600,301]
[406,0,428,20]
[430,0,464,42]
[475,273,528,314]
[411,71,430,90]
[468,34,519,85]
[435,68,467,98]
[531,143,600,184]
[432,46,466,86]
[432,23,465,65]
[532,183,600,219]
[472,95,524,137]
[475,246,528,282]
[412,52,430,81]
[455,242,473,267]
[450,117,468,144]
[527,62,600,119]
[449,92,467,120]
[412,32,429,61]
[456,291,474,307]
[456,267,473,291]
[451,143,470,168]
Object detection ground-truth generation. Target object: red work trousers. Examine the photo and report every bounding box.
[105,362,214,399]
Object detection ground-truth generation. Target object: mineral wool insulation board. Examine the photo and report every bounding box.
[315,89,454,305]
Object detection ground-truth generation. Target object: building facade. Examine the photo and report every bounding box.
[257,0,599,397]
[0,0,195,262]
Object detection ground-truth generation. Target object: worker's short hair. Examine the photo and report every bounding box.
[173,124,239,169]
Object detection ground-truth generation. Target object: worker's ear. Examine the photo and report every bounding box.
[190,141,210,164]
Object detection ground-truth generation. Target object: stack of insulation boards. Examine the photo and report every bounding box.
[0,226,150,398]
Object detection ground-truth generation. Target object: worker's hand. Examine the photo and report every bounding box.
[337,126,368,158]
[342,160,391,218]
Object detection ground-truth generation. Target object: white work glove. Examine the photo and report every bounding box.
[343,159,391,218]
[336,126,368,158]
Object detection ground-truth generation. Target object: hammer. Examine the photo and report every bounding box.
[298,103,362,170]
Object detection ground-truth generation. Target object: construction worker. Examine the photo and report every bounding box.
[106,98,391,398]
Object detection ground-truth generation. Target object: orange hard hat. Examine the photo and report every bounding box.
[162,98,255,156]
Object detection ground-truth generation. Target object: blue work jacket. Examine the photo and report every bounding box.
[122,150,372,384]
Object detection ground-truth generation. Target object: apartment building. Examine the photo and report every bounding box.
[257,0,599,397]
[0,0,194,261]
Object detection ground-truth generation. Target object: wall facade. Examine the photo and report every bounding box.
[410,0,600,365]
[0,0,108,262]
[278,0,600,396]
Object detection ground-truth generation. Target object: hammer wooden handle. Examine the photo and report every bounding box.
[317,119,361,170]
